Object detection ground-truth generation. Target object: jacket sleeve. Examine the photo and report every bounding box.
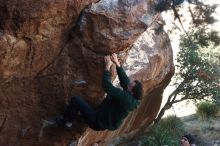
[102,70,118,93]
[116,66,130,90]
[102,70,133,102]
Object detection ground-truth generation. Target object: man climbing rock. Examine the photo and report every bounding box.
[54,53,143,131]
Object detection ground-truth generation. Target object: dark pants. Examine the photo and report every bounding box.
[63,96,104,131]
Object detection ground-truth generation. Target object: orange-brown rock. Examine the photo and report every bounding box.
[0,0,174,146]
[77,20,175,146]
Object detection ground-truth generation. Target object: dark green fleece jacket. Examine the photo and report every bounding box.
[96,67,139,130]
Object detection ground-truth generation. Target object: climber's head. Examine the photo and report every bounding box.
[180,134,195,146]
[127,80,143,100]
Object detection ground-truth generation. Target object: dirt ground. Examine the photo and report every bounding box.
[181,113,220,146]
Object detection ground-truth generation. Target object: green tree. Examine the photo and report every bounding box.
[155,0,217,31]
[154,27,220,123]
[154,0,220,123]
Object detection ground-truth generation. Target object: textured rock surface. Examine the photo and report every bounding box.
[77,19,174,146]
[0,0,174,146]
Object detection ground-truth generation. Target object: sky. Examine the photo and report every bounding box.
[161,0,220,117]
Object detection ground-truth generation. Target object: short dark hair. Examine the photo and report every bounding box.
[132,80,143,100]
[183,134,194,144]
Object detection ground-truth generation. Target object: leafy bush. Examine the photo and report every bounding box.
[196,101,218,120]
[143,116,185,146]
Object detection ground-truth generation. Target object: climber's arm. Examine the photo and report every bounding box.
[102,70,131,101]
[110,53,130,90]
[103,55,115,93]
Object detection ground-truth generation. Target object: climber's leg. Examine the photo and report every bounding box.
[63,96,104,130]
[64,96,96,122]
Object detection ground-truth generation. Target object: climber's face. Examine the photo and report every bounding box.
[180,137,190,146]
[127,81,136,93]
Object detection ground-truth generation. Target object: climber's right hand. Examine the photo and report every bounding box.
[110,53,120,67]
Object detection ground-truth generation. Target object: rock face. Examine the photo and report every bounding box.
[77,21,174,146]
[0,0,174,146]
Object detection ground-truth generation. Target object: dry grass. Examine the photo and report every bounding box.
[181,113,220,146]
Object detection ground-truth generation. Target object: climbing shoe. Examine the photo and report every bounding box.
[54,116,73,128]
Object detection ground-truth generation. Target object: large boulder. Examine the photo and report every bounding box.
[0,0,174,145]
[77,19,174,146]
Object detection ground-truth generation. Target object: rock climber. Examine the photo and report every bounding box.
[54,53,143,131]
